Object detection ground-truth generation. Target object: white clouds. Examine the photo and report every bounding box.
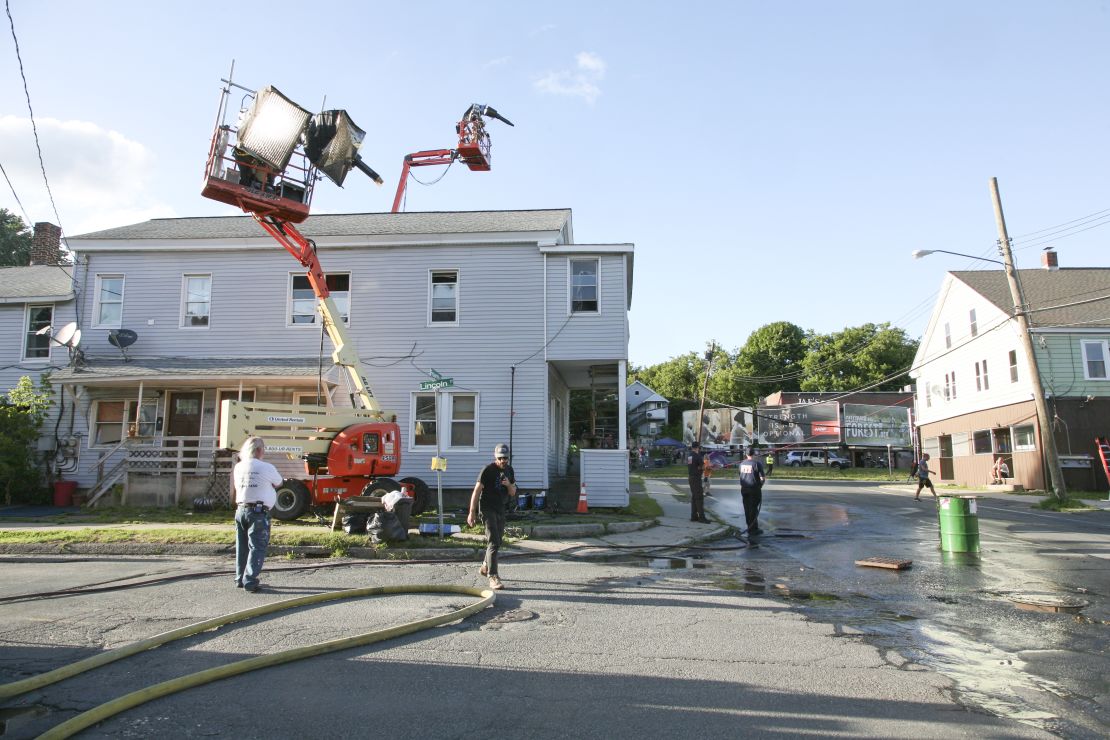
[534,51,607,104]
[0,115,176,236]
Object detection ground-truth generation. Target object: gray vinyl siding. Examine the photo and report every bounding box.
[580,450,629,506]
[1033,332,1110,397]
[70,242,553,490]
[544,254,629,361]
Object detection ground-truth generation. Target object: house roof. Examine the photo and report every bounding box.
[0,265,75,303]
[70,209,573,241]
[49,357,339,386]
[953,268,1110,329]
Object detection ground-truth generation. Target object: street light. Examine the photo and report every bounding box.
[913,180,1066,500]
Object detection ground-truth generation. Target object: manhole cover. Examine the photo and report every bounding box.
[487,608,535,623]
[1007,593,1089,613]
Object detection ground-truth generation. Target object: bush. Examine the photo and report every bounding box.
[0,376,52,505]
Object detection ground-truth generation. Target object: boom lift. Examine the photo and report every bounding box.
[391,103,513,212]
[204,76,429,519]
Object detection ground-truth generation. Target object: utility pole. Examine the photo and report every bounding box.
[696,344,715,445]
[989,177,1066,500]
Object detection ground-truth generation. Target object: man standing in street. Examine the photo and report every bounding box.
[914,452,936,501]
[233,436,283,593]
[738,447,767,537]
[764,451,775,477]
[468,443,516,590]
[687,442,709,522]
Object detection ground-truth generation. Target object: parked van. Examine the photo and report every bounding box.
[783,450,852,469]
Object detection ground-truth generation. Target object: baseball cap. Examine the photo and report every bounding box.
[494,443,510,459]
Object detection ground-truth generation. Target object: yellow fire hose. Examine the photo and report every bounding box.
[0,584,495,740]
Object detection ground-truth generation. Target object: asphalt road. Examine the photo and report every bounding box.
[701,477,1110,738]
[1,479,1105,738]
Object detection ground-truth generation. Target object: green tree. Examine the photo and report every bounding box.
[629,351,705,403]
[800,323,918,392]
[0,376,53,504]
[728,322,807,406]
[0,208,33,267]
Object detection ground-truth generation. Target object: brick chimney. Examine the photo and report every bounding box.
[30,222,64,266]
[1041,248,1059,271]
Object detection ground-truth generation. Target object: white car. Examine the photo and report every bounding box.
[783,450,852,469]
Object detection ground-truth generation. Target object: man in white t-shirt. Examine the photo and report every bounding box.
[233,436,284,592]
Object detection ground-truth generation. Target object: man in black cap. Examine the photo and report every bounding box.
[738,447,767,536]
[468,443,516,590]
[687,442,709,522]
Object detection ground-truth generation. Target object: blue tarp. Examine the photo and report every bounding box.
[653,437,684,447]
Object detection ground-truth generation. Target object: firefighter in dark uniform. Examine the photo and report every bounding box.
[739,447,767,536]
[687,442,709,522]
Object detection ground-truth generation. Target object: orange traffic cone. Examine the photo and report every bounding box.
[576,482,589,514]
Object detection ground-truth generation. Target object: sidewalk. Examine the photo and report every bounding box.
[0,480,725,558]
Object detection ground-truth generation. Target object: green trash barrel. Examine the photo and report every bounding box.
[937,495,980,553]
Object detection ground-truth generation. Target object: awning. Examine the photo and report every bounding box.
[49,357,340,387]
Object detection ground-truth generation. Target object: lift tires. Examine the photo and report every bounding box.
[400,477,431,515]
[360,477,400,498]
[273,479,310,521]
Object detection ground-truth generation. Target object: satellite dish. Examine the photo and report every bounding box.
[108,329,138,349]
[55,322,80,347]
[108,328,138,363]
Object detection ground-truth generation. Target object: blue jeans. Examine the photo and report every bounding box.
[235,505,271,588]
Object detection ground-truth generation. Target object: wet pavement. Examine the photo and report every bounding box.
[684,477,1110,738]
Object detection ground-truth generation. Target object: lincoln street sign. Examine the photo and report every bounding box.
[420,377,453,391]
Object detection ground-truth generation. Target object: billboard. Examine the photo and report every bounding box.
[755,402,841,445]
[682,408,755,448]
[842,404,912,446]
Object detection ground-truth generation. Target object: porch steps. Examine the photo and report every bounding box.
[86,459,127,507]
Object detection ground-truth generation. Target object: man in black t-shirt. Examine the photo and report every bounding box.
[687,442,709,523]
[468,443,516,590]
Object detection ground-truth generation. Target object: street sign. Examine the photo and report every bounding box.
[420,378,453,391]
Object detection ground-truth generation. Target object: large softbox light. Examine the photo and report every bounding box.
[236,86,311,172]
[304,110,371,186]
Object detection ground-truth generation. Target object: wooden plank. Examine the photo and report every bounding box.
[855,557,913,570]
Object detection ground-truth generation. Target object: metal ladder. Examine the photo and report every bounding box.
[1097,436,1110,500]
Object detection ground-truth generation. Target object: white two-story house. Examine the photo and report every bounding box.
[910,251,1110,491]
[52,209,634,507]
[626,380,668,440]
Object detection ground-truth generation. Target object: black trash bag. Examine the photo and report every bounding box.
[342,513,368,535]
[368,511,407,542]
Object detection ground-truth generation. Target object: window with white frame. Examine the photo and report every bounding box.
[944,322,951,349]
[412,393,438,447]
[1009,349,1019,383]
[975,359,990,391]
[570,258,599,313]
[181,274,212,327]
[1013,424,1036,451]
[1081,340,1108,380]
[24,304,53,360]
[92,399,158,446]
[951,371,957,399]
[429,270,458,324]
[289,273,349,325]
[410,392,479,449]
[924,381,932,407]
[969,308,978,337]
[449,393,477,448]
[293,391,327,407]
[981,359,989,390]
[94,274,124,328]
[975,362,982,391]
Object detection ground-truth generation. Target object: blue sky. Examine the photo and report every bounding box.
[2,1,1108,367]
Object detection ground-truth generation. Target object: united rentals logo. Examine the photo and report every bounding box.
[266,415,306,424]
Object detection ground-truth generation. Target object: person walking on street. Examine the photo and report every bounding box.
[687,442,709,522]
[764,451,774,477]
[468,443,516,590]
[914,453,936,501]
[738,447,767,536]
[702,452,714,498]
[233,436,283,592]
